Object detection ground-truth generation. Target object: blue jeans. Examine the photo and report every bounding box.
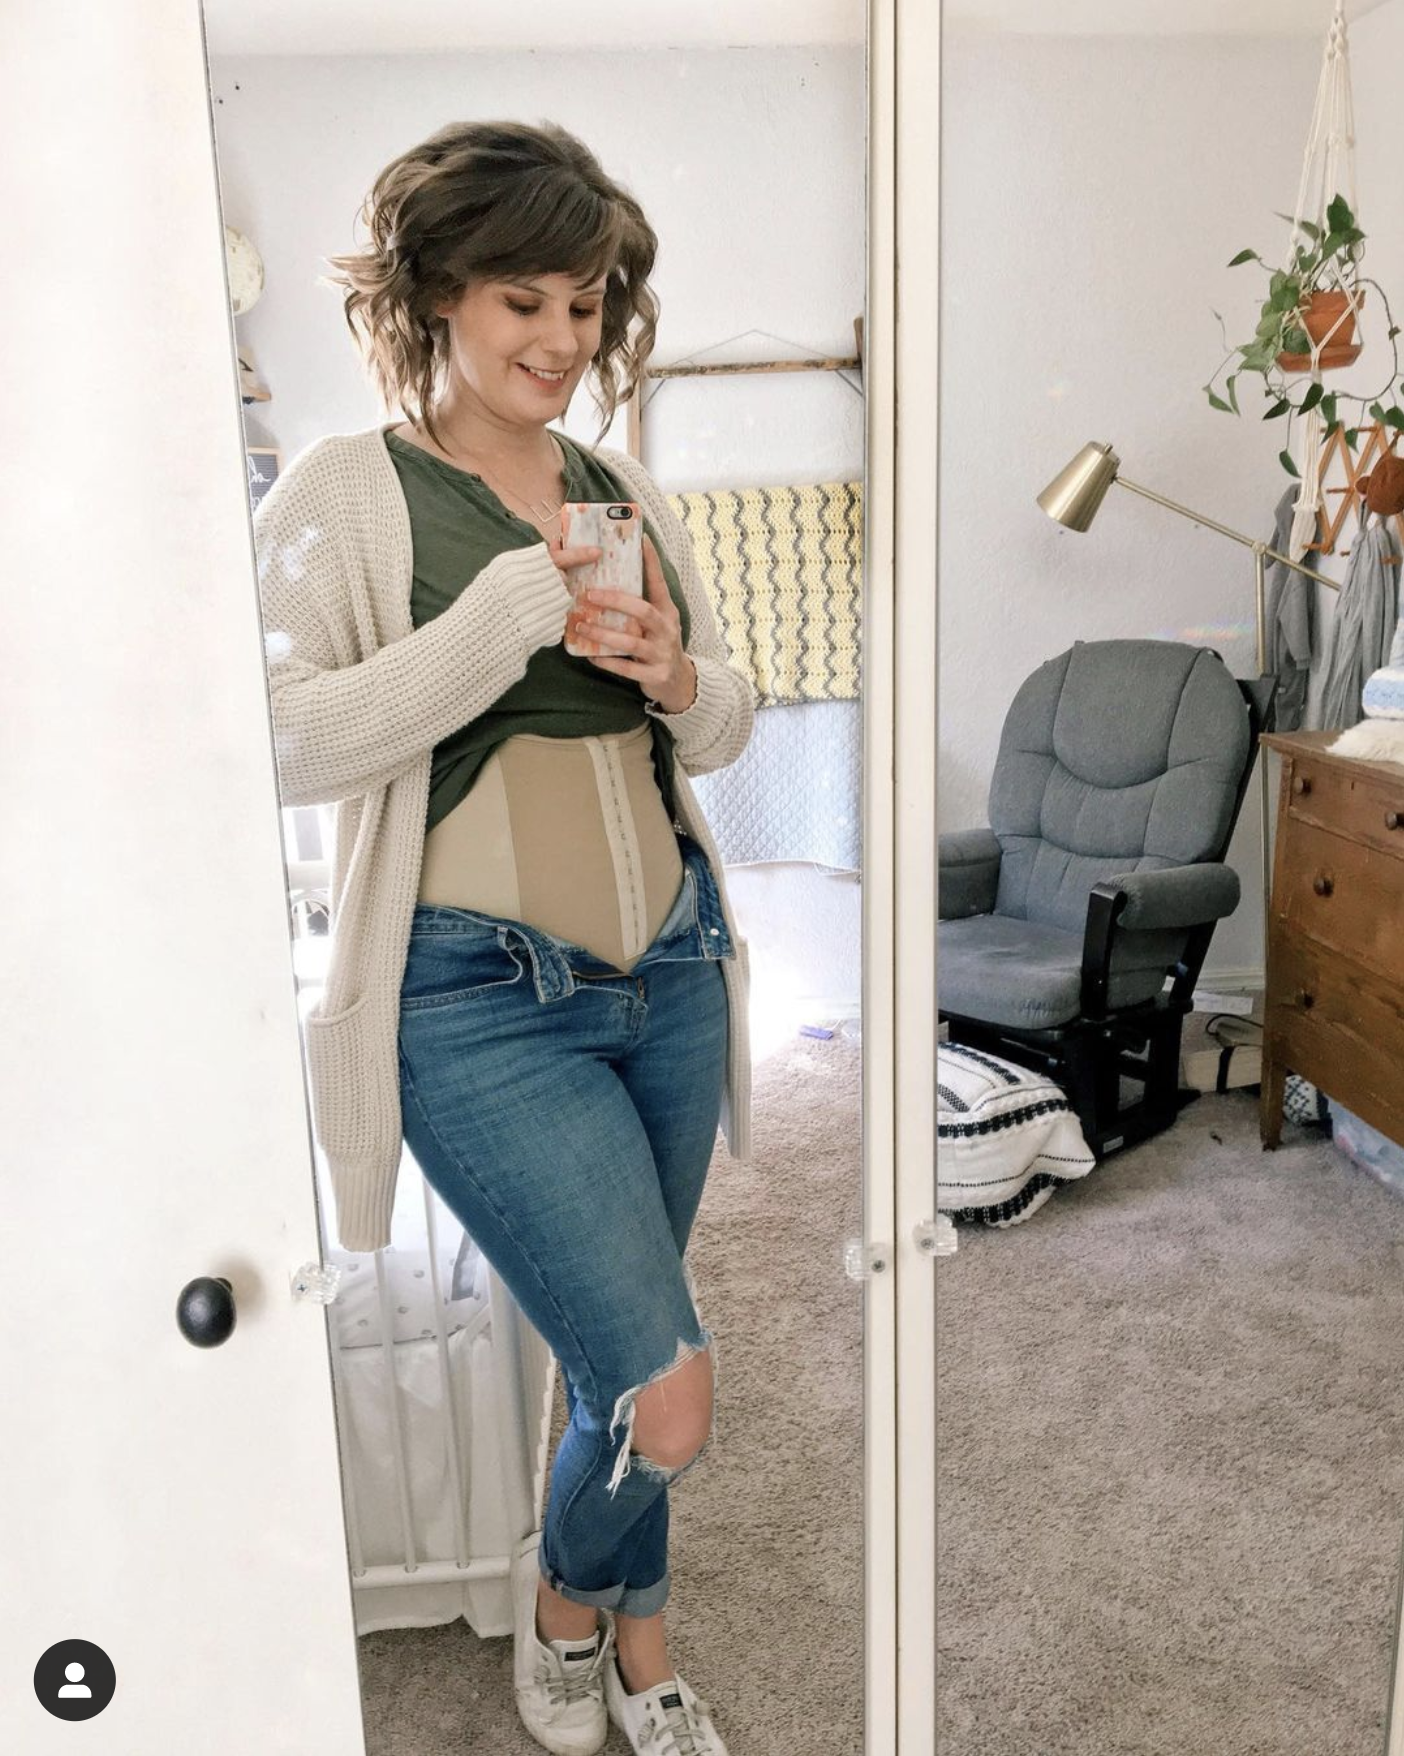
[396,835,734,1619]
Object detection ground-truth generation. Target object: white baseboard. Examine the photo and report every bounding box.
[1194,966,1264,996]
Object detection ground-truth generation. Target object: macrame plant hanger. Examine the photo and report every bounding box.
[1285,0,1362,560]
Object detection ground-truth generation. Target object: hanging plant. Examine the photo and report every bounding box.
[1204,194,1404,476]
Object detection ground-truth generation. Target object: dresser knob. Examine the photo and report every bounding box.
[1298,990,1315,1010]
[1312,874,1334,897]
[1387,811,1402,831]
[1293,775,1312,797]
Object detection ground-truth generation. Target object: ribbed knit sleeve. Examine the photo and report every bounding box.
[599,448,756,776]
[254,444,572,809]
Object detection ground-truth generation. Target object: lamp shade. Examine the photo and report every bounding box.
[1037,441,1121,531]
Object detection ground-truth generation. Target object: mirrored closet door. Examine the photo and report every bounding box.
[937,5,1404,1751]
[0,0,937,1751]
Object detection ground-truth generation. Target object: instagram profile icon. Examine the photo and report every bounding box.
[34,1639,116,1720]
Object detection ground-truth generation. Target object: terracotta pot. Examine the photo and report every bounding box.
[1277,286,1364,373]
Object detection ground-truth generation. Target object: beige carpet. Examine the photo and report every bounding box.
[938,1090,1404,1755]
[355,1031,865,1755]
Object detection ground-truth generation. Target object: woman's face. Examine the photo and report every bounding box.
[435,269,607,429]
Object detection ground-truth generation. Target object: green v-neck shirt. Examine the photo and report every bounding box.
[385,426,691,835]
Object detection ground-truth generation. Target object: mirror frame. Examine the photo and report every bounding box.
[865,1,937,1750]
[203,3,942,1744]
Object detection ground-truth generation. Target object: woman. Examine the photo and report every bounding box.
[252,120,754,1756]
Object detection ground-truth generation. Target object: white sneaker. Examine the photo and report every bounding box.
[602,1633,730,1755]
[511,1530,612,1755]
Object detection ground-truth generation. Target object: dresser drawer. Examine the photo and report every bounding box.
[1285,756,1404,861]
[1272,813,1404,985]
[1266,927,1404,1145]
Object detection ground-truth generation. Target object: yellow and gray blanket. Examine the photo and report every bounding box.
[666,481,863,708]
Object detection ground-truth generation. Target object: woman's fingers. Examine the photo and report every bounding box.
[550,542,603,578]
[590,534,664,630]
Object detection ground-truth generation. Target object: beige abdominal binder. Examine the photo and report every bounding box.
[417,722,684,972]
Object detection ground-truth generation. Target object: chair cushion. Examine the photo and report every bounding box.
[936,1041,1096,1226]
[938,911,1183,1030]
[991,641,1250,935]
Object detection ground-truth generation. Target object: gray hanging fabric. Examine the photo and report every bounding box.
[1262,483,1318,731]
[1318,514,1401,730]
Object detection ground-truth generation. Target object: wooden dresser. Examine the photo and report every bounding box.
[1260,730,1404,1150]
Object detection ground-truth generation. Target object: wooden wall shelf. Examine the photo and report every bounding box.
[626,317,864,460]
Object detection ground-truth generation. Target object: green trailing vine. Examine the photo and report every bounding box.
[1204,194,1404,476]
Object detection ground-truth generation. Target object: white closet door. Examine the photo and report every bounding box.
[0,3,366,1749]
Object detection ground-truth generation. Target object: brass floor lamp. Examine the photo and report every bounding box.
[1036,440,1325,965]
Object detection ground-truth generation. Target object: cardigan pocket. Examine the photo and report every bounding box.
[302,989,396,1162]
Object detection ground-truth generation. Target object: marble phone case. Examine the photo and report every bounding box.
[559,500,643,658]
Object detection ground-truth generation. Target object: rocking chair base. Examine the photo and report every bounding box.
[941,1000,1191,1162]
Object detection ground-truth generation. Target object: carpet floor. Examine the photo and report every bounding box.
[938,1090,1404,1755]
[354,1030,865,1755]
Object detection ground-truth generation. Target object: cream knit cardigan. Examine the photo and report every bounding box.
[254,425,756,1253]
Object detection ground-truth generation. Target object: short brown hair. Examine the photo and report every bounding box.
[323,120,659,449]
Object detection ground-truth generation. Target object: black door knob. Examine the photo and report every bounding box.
[176,1276,237,1348]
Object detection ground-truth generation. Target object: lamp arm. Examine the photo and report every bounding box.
[1114,475,1330,589]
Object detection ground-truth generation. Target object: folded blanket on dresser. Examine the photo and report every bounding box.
[1330,619,1404,762]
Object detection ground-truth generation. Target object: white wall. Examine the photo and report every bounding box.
[1354,2,1404,306]
[939,27,1345,983]
[208,47,864,491]
[207,45,867,1042]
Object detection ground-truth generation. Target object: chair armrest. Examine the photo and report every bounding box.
[1101,863,1241,932]
[1079,863,1241,1018]
[939,827,1002,919]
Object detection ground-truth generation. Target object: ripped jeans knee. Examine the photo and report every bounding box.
[605,1325,717,1498]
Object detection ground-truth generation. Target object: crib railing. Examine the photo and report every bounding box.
[287,850,556,1635]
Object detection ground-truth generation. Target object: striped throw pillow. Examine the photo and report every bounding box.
[937,1043,1096,1228]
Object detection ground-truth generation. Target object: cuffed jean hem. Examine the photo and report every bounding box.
[538,1557,671,1619]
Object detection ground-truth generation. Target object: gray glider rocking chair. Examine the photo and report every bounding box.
[939,639,1275,1159]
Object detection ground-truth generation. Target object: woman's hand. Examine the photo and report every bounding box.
[549,540,603,585]
[570,532,698,713]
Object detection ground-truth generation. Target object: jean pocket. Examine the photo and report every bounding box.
[399,932,528,1012]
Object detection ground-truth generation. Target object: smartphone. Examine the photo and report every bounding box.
[559,500,643,658]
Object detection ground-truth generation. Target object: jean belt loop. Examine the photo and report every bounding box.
[502,922,575,1002]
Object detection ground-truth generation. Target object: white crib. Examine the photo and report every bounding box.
[288,862,556,1639]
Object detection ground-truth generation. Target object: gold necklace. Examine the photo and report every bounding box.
[476,456,567,524]
[431,430,569,526]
